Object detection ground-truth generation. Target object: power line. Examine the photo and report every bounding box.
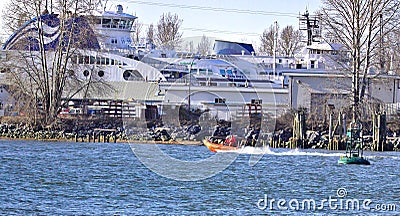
[139,23,262,38]
[126,0,299,18]
[179,27,260,37]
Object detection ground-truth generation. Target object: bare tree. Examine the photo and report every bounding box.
[1,0,30,33]
[197,35,212,56]
[386,27,400,74]
[259,23,279,56]
[279,25,303,57]
[146,23,155,45]
[155,12,183,50]
[321,0,400,121]
[1,0,104,126]
[188,41,194,53]
[133,22,143,43]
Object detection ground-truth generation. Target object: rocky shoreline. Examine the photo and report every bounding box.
[0,120,204,145]
[0,120,399,151]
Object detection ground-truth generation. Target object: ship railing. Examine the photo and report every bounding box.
[102,48,135,56]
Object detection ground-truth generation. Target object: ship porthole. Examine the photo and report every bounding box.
[98,70,105,77]
[83,70,89,77]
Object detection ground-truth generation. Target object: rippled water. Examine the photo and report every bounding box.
[0,140,399,215]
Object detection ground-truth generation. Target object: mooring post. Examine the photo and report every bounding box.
[329,113,333,150]
[379,113,386,151]
[373,112,386,151]
[342,113,347,137]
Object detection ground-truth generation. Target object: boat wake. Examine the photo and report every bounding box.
[221,146,343,157]
[364,155,400,160]
[222,146,400,160]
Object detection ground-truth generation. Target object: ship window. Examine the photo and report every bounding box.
[123,70,143,80]
[219,69,226,76]
[78,55,84,64]
[251,99,262,104]
[71,55,78,64]
[112,19,120,28]
[89,56,96,64]
[102,18,111,28]
[119,19,127,29]
[199,69,207,75]
[98,70,105,77]
[111,38,118,44]
[310,60,315,69]
[111,59,115,65]
[84,56,90,64]
[127,20,133,30]
[100,57,106,65]
[215,98,226,104]
[123,70,131,80]
[105,58,110,65]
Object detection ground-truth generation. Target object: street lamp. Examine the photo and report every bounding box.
[188,55,200,112]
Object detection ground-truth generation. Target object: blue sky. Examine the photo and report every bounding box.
[0,0,322,44]
[110,0,322,43]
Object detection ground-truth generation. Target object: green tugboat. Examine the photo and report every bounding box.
[338,122,370,165]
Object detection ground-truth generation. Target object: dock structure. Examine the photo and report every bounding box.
[93,128,117,143]
[74,128,117,143]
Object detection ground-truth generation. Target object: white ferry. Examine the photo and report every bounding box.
[0,5,334,120]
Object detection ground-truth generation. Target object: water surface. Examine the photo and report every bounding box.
[0,140,398,215]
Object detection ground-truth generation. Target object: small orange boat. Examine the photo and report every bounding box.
[203,138,240,152]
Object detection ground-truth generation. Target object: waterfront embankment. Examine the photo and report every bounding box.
[0,117,399,151]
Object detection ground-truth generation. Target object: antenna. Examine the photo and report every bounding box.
[102,0,109,11]
[299,9,320,45]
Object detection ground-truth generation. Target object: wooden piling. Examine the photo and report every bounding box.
[373,112,387,151]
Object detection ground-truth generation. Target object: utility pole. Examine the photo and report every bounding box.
[380,13,385,74]
[273,21,278,78]
[188,55,201,112]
